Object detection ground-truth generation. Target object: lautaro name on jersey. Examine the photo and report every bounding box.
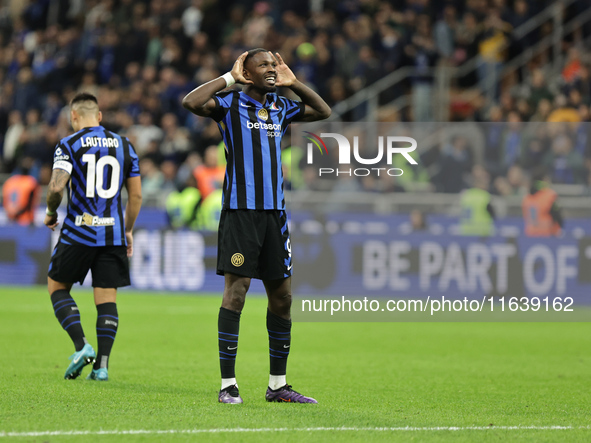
[52,125,140,247]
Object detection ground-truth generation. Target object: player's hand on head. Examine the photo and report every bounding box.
[126,231,134,257]
[44,214,59,231]
[231,51,254,85]
[270,52,296,87]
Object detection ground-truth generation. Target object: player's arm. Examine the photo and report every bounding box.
[182,51,252,117]
[270,52,331,122]
[124,176,142,258]
[290,80,332,122]
[44,169,71,231]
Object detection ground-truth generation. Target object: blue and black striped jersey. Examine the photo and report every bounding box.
[212,90,304,210]
[52,125,140,247]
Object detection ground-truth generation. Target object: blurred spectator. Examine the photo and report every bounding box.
[483,106,504,175]
[3,110,24,171]
[161,160,179,192]
[349,45,381,93]
[159,112,190,161]
[193,145,224,199]
[166,175,202,230]
[13,67,39,115]
[494,164,526,196]
[521,136,548,173]
[398,207,428,235]
[501,111,523,171]
[454,12,480,87]
[434,5,457,60]
[562,47,583,84]
[406,15,438,122]
[20,108,50,164]
[509,0,532,40]
[544,134,586,184]
[129,112,163,157]
[572,64,591,104]
[530,98,553,122]
[522,170,563,237]
[2,157,40,226]
[177,151,202,187]
[410,209,428,231]
[293,42,319,90]
[477,9,511,98]
[527,69,554,110]
[139,157,165,202]
[182,0,204,38]
[547,95,580,122]
[281,145,304,191]
[459,166,495,236]
[198,188,223,231]
[243,1,273,48]
[433,136,473,193]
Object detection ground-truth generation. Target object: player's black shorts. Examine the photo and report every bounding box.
[217,209,291,280]
[48,242,131,288]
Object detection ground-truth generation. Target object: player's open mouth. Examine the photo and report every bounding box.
[265,76,276,85]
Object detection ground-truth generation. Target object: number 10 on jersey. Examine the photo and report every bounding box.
[82,154,121,199]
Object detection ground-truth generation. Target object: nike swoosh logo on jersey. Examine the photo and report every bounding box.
[287,265,292,271]
[227,346,238,350]
[283,345,290,348]
[239,102,252,107]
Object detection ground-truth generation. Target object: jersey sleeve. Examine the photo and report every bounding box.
[125,138,140,177]
[280,97,306,124]
[52,142,73,174]
[211,91,235,122]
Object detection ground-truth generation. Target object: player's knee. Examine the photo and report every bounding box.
[47,279,56,295]
[230,277,250,296]
[223,292,246,312]
[271,291,292,314]
[223,278,250,310]
[48,278,68,296]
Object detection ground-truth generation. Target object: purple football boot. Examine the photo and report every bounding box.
[218,384,243,404]
[265,384,318,403]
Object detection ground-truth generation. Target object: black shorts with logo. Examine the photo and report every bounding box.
[216,209,292,280]
[48,242,131,288]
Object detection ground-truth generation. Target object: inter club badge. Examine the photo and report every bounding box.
[258,108,268,120]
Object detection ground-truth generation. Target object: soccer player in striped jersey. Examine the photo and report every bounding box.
[44,93,142,381]
[183,49,331,404]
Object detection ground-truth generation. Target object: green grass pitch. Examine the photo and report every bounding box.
[1,286,590,442]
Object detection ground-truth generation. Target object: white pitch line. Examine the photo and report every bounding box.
[1,426,590,437]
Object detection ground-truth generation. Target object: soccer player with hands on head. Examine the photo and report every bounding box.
[183,49,331,404]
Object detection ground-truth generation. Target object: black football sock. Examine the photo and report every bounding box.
[51,290,86,352]
[267,309,291,376]
[218,307,241,379]
[94,302,118,370]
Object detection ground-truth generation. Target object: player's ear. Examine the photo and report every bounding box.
[97,111,103,123]
[243,58,251,80]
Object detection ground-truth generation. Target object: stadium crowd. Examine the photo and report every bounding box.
[1,0,591,205]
